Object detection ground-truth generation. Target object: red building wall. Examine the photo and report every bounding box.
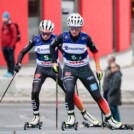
[42,0,62,35]
[79,0,113,56]
[0,0,131,65]
[0,0,29,66]
[116,0,131,51]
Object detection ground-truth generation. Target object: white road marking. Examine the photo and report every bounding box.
[5,125,22,128]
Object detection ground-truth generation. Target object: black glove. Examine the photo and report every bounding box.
[14,63,21,73]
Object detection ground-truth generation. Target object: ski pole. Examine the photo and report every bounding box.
[0,72,16,103]
[98,80,104,128]
[56,73,58,130]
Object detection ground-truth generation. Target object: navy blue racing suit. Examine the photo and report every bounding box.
[50,32,110,115]
[16,34,64,113]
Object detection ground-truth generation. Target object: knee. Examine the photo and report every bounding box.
[64,84,74,95]
[32,90,39,99]
[63,77,74,96]
[94,93,103,102]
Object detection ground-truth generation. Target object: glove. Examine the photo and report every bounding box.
[14,63,21,73]
[52,63,59,73]
[96,70,103,81]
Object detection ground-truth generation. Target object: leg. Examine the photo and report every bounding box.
[103,90,108,101]
[7,47,15,75]
[115,106,120,122]
[55,67,99,125]
[30,66,46,125]
[63,76,76,112]
[79,65,122,128]
[80,72,110,115]
[32,66,46,114]
[2,47,10,72]
[109,105,115,118]
[110,105,120,122]
[53,67,85,112]
[62,66,76,125]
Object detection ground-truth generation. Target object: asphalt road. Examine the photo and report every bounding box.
[0,104,134,134]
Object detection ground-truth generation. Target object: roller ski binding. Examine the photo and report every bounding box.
[24,115,43,130]
[61,121,78,131]
[109,124,134,130]
[82,121,102,128]
[61,112,78,131]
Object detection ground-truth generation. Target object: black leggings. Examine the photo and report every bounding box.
[2,47,15,74]
[63,64,103,111]
[32,65,64,112]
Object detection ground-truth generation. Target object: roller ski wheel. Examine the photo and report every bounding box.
[38,122,43,129]
[61,122,66,131]
[61,121,78,131]
[102,122,114,130]
[24,122,43,130]
[24,122,29,130]
[103,122,133,130]
[74,122,78,130]
[112,124,134,130]
[125,124,133,130]
[82,121,102,128]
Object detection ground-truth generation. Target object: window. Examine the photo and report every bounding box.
[28,0,40,40]
[28,0,41,59]
[62,0,75,31]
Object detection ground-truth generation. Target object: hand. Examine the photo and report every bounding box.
[52,63,59,73]
[14,63,21,73]
[96,69,103,81]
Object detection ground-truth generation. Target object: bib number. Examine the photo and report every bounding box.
[71,55,81,61]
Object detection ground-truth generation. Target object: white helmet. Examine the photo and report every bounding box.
[39,20,54,32]
[67,13,84,27]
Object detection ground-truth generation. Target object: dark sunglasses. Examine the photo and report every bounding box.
[110,66,116,69]
[41,32,52,36]
[70,27,81,31]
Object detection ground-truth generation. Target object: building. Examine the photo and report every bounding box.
[0,0,132,65]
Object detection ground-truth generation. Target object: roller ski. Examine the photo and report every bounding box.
[81,110,101,128]
[24,115,43,130]
[61,112,78,131]
[61,121,78,131]
[82,121,102,128]
[103,122,133,130]
[103,116,133,130]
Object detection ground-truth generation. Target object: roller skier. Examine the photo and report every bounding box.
[50,13,125,130]
[14,20,100,129]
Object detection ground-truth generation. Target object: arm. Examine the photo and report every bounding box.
[87,35,103,80]
[14,39,34,73]
[17,39,34,64]
[86,35,100,70]
[10,24,17,47]
[50,34,63,63]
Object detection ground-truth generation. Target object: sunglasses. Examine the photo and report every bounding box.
[70,27,81,31]
[110,66,116,69]
[41,32,52,36]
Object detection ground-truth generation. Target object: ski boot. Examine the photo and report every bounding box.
[104,117,133,130]
[24,114,43,130]
[61,112,78,131]
[104,116,123,130]
[81,110,101,128]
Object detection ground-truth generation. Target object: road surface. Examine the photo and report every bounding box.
[0,103,134,134]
